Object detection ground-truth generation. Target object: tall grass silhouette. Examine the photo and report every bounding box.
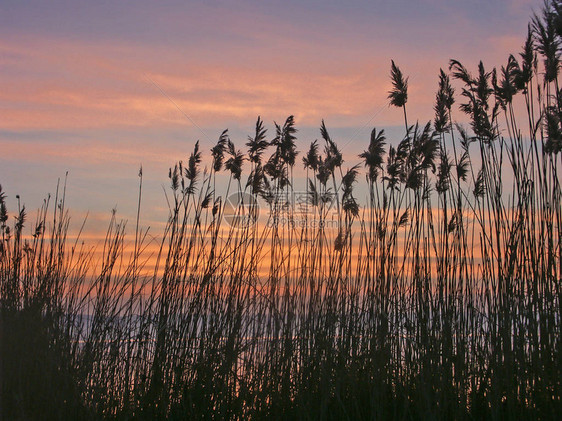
[2,2,562,419]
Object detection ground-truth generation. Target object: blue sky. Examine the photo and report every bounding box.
[0,0,538,234]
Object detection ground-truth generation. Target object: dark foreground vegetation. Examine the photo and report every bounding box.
[3,2,562,420]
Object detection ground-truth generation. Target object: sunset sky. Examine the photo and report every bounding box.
[1,0,538,235]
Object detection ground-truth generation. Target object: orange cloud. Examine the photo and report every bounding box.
[3,32,490,134]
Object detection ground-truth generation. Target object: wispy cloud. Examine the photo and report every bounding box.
[0,0,538,230]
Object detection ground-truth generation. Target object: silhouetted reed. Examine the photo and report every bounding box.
[2,2,562,419]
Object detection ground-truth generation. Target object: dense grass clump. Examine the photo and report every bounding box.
[2,2,562,420]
